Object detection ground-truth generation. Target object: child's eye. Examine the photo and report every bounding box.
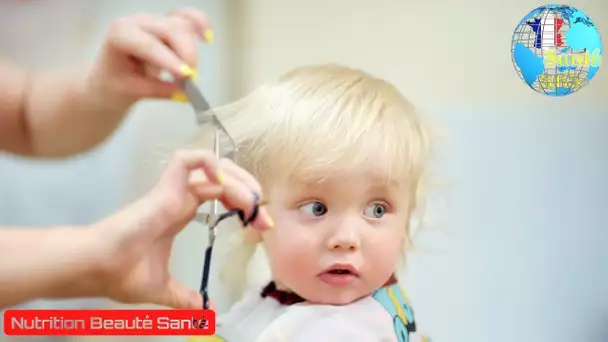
[299,201,328,217]
[363,203,388,219]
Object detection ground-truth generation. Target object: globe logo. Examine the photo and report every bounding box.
[511,4,603,96]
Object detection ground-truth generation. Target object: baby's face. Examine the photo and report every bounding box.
[261,171,409,305]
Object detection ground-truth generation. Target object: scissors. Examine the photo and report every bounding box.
[179,77,261,310]
[179,78,236,148]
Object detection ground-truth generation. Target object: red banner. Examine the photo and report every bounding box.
[3,309,216,336]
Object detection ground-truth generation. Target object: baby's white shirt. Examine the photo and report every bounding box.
[205,281,429,342]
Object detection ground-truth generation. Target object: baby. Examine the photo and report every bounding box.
[191,64,431,342]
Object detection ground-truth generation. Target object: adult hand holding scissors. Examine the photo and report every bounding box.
[0,150,273,309]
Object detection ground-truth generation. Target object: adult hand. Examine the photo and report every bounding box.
[91,150,273,309]
[0,7,213,158]
[89,7,213,105]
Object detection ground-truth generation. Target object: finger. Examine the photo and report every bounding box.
[188,169,254,214]
[169,7,213,42]
[216,172,256,214]
[121,75,180,99]
[156,278,202,309]
[189,173,272,231]
[188,182,223,202]
[161,149,223,190]
[107,17,186,78]
[129,13,197,73]
[143,63,162,79]
[151,149,223,227]
[139,17,199,70]
[218,158,262,195]
[218,158,274,230]
[188,168,209,186]
[218,173,273,231]
[160,149,272,230]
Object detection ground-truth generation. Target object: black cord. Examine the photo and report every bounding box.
[200,245,213,309]
[200,192,261,309]
[236,192,261,226]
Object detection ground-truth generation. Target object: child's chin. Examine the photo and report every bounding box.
[307,291,368,306]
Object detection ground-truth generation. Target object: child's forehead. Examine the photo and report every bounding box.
[285,169,402,190]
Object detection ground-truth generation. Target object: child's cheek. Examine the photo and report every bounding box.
[263,208,320,281]
[268,232,318,282]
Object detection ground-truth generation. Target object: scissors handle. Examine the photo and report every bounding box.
[195,128,261,310]
[200,245,213,309]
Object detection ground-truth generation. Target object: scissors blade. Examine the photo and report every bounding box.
[180,78,211,120]
[180,79,236,148]
[211,129,220,216]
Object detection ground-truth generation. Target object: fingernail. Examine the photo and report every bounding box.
[180,64,196,77]
[170,91,188,102]
[265,214,274,229]
[187,338,210,342]
[216,171,226,185]
[203,29,214,43]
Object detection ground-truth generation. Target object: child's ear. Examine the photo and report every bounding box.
[243,228,262,243]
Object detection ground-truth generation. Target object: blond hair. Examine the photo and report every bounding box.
[190,64,432,302]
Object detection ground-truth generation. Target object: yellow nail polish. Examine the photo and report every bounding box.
[203,29,214,43]
[216,171,226,185]
[180,64,195,77]
[191,68,199,81]
[170,91,188,102]
[188,337,224,342]
[266,215,274,229]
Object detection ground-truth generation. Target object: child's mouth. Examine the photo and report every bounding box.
[318,264,359,286]
[328,269,353,275]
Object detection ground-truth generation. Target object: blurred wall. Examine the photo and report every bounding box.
[229,1,608,342]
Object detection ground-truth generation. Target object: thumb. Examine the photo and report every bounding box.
[156,278,202,309]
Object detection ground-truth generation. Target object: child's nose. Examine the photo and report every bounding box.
[326,221,361,251]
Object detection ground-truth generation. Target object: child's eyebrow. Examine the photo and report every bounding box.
[362,174,402,189]
[286,176,330,188]
[292,176,403,193]
[367,182,403,199]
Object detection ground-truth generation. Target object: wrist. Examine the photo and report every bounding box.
[42,226,110,300]
[84,65,136,112]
